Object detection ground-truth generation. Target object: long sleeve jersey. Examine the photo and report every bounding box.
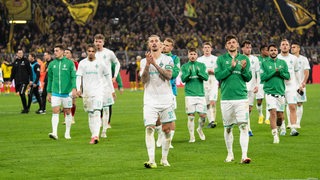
[181,60,208,97]
[46,57,76,96]
[10,57,32,85]
[261,57,290,96]
[215,53,252,100]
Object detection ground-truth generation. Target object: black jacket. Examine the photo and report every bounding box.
[10,57,32,84]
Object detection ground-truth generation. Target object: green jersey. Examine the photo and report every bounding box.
[257,55,269,84]
[215,53,252,100]
[47,57,76,96]
[181,60,208,97]
[260,57,290,96]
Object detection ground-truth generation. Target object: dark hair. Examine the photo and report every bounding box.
[54,44,65,50]
[29,52,36,59]
[86,44,97,51]
[188,47,197,53]
[65,48,73,54]
[268,44,277,50]
[259,44,268,51]
[241,40,252,48]
[225,34,238,44]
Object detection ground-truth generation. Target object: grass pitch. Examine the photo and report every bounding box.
[0,84,319,179]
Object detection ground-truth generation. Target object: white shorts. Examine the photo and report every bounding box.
[297,87,307,103]
[285,89,297,104]
[204,87,218,104]
[173,95,177,109]
[265,94,285,111]
[83,96,103,112]
[143,105,176,126]
[220,99,249,127]
[256,84,265,99]
[185,96,207,114]
[103,92,114,107]
[51,96,72,108]
[248,91,255,106]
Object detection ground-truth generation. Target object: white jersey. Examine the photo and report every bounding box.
[76,58,111,97]
[246,55,260,91]
[297,55,310,84]
[197,55,218,90]
[140,54,174,107]
[95,47,120,80]
[277,53,300,89]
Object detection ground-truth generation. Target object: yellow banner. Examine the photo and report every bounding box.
[4,0,31,20]
[274,0,316,34]
[62,0,99,26]
[184,0,198,27]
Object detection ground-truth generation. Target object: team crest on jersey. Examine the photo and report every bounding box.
[269,66,272,69]
[226,61,229,64]
[95,64,98,69]
[159,62,164,67]
[103,55,107,59]
[53,65,56,68]
[62,64,68,70]
[290,60,293,64]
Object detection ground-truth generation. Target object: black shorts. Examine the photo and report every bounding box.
[15,83,28,94]
[3,78,10,82]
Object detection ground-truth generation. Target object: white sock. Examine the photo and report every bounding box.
[207,106,213,123]
[65,113,72,137]
[145,127,155,163]
[296,105,303,126]
[93,111,101,137]
[272,128,278,136]
[239,124,249,159]
[286,105,291,127]
[170,130,175,142]
[88,113,94,137]
[281,120,286,131]
[266,107,270,120]
[212,105,216,122]
[188,116,195,138]
[51,113,59,136]
[224,127,233,156]
[198,117,205,129]
[247,117,251,131]
[102,107,110,132]
[162,131,171,161]
[256,104,263,116]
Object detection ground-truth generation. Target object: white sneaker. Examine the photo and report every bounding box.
[101,131,107,138]
[189,136,195,143]
[273,135,280,144]
[197,127,206,140]
[49,133,58,140]
[64,133,71,139]
[280,129,286,136]
[169,144,174,149]
[225,153,234,162]
[156,134,163,147]
[160,159,171,167]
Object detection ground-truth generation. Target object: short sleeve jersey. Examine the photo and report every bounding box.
[140,54,174,107]
[77,58,109,97]
[277,53,299,89]
[197,55,218,90]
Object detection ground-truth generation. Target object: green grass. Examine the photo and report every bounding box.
[0,84,320,179]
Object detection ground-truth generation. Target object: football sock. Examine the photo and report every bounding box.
[145,127,155,163]
[207,106,213,123]
[93,110,101,137]
[256,104,263,116]
[296,105,303,126]
[102,107,110,132]
[65,113,72,137]
[187,116,195,138]
[286,105,291,127]
[51,113,59,136]
[239,124,249,159]
[162,131,171,160]
[224,127,233,156]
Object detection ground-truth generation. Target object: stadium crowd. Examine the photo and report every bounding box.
[0,0,319,64]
